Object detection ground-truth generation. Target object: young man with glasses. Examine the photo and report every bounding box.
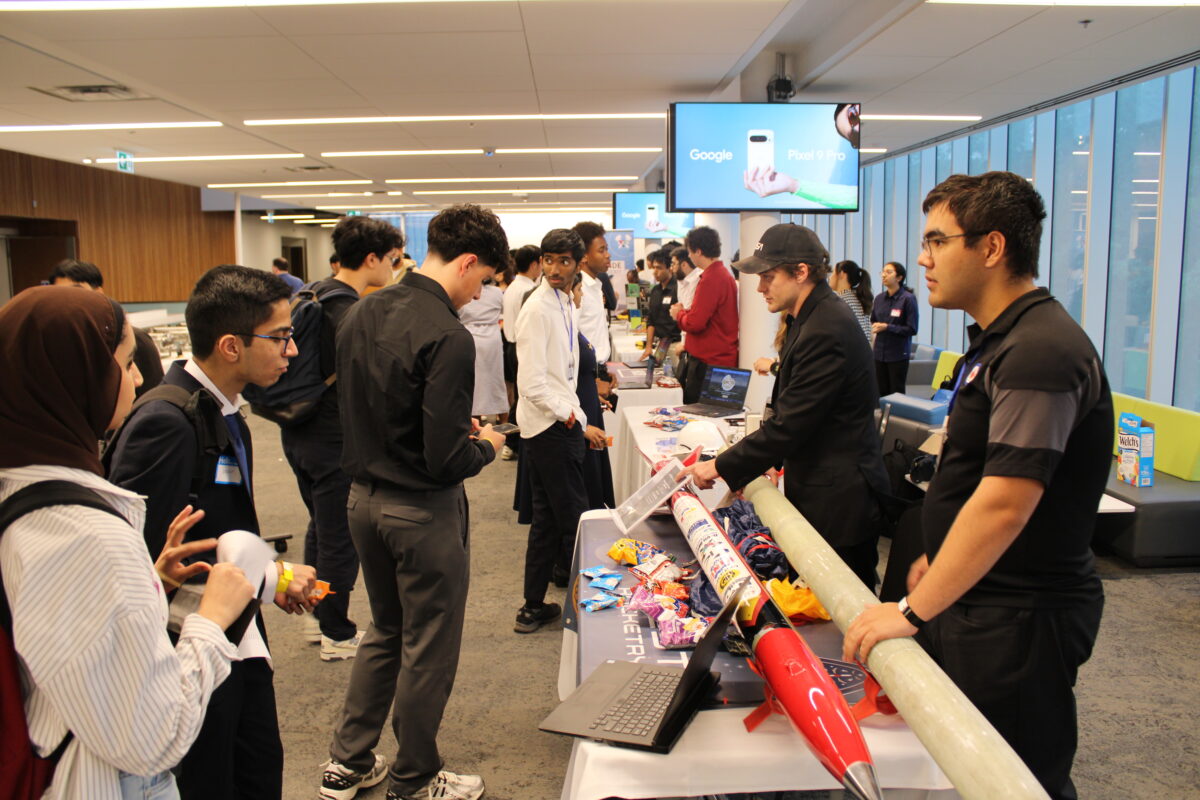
[843,172,1112,800]
[282,216,401,661]
[513,229,590,634]
[107,264,318,800]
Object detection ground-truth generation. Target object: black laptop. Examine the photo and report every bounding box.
[623,335,671,369]
[678,366,751,417]
[539,595,737,754]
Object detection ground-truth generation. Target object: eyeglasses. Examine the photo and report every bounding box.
[921,232,986,256]
[239,328,295,349]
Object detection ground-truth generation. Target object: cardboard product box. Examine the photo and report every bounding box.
[1117,413,1155,487]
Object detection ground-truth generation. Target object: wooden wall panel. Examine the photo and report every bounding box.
[0,147,234,302]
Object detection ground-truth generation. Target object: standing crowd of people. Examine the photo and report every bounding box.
[1,172,1113,800]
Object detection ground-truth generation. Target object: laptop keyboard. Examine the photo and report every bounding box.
[589,669,681,737]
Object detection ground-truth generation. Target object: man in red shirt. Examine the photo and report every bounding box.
[670,226,739,403]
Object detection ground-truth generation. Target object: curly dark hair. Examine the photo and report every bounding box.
[922,171,1047,279]
[427,204,509,269]
[332,217,404,270]
[540,228,584,262]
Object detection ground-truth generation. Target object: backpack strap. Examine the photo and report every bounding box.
[0,480,128,770]
[102,384,230,506]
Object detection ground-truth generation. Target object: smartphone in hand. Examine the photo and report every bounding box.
[490,422,520,435]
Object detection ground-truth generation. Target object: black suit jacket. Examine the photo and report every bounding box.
[107,361,259,563]
[716,281,889,548]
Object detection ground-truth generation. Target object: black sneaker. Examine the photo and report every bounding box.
[513,602,561,634]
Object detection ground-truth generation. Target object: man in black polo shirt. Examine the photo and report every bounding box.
[844,172,1112,800]
[639,248,680,359]
[319,205,508,800]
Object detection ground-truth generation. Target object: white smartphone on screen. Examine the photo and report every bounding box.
[645,203,659,226]
[747,129,775,174]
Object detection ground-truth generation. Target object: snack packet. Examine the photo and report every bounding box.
[579,593,621,612]
[607,538,666,566]
[655,615,710,649]
[581,565,621,580]
[630,553,684,583]
[590,573,622,593]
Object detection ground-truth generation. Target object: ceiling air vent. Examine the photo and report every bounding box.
[30,84,152,102]
[284,165,334,172]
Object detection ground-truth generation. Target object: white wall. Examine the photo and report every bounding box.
[495,211,613,249]
[239,214,336,281]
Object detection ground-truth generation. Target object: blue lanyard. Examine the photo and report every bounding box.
[555,289,576,379]
[947,356,980,414]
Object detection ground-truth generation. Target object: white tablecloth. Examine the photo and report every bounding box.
[610,404,735,508]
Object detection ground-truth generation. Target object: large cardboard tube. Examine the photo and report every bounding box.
[742,477,1049,800]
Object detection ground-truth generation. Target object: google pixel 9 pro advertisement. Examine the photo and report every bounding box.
[612,192,696,239]
[669,102,861,213]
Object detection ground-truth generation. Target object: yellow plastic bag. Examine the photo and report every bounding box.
[767,578,830,623]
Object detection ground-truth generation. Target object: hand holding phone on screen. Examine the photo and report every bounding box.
[644,203,667,233]
[747,129,775,174]
[743,166,799,198]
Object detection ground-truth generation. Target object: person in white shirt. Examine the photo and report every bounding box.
[513,229,589,634]
[0,286,255,800]
[571,221,612,364]
[673,245,700,309]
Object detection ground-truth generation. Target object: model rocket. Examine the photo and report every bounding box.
[665,457,882,800]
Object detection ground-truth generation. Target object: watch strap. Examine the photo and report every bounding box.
[898,596,926,628]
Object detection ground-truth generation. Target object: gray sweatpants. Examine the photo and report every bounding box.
[330,480,470,795]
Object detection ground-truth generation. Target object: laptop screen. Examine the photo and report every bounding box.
[699,366,751,408]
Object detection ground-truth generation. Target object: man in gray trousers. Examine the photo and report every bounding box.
[318,205,509,800]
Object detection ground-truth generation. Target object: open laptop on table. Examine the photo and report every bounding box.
[623,335,670,369]
[539,594,738,754]
[678,365,751,418]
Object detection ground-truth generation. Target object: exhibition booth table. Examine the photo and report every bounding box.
[554,510,958,800]
[610,404,731,509]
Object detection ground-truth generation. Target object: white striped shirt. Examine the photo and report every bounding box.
[838,289,873,343]
[0,465,238,800]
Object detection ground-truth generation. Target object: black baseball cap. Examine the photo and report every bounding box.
[733,224,829,275]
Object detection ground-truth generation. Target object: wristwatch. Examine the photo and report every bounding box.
[769,360,780,377]
[897,596,926,629]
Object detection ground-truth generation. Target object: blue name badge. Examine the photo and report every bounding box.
[215,454,242,485]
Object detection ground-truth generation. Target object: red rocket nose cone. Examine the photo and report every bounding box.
[841,761,883,800]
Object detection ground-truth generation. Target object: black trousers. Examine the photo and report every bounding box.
[332,482,469,795]
[679,353,710,405]
[875,359,909,397]
[281,427,358,641]
[177,657,282,800]
[918,596,1104,800]
[523,421,587,607]
[834,540,879,593]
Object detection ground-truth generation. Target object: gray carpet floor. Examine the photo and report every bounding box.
[248,415,1200,800]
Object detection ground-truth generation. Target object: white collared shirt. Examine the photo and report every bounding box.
[0,465,237,800]
[578,271,611,363]
[502,273,536,344]
[678,268,701,309]
[183,358,240,415]
[515,281,585,438]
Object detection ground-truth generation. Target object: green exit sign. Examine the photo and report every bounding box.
[115,150,134,174]
[346,210,362,216]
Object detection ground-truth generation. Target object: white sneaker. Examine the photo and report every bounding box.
[303,613,321,644]
[500,445,515,461]
[321,630,366,662]
[391,771,484,800]
[319,754,387,800]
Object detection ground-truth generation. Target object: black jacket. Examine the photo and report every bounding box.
[716,281,889,548]
[107,361,259,562]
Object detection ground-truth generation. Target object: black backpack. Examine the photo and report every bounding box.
[242,281,358,427]
[0,481,126,799]
[102,383,230,508]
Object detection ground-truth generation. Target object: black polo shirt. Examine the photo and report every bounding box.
[922,288,1112,608]
[646,278,681,343]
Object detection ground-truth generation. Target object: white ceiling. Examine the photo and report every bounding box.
[0,0,1196,213]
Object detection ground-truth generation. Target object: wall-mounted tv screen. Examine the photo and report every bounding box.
[668,102,861,213]
[612,192,695,239]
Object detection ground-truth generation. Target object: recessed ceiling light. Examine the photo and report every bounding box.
[316,203,429,209]
[1131,191,1159,195]
[322,149,484,158]
[859,114,982,122]
[859,148,888,154]
[260,192,374,198]
[384,175,638,184]
[208,180,373,188]
[0,0,538,9]
[490,207,611,214]
[0,121,221,133]
[81,158,93,164]
[1131,179,1160,183]
[1073,151,1090,156]
[927,1,1198,6]
[407,188,628,196]
[292,218,343,224]
[1071,190,1088,194]
[1133,152,1162,156]
[97,153,302,163]
[496,147,661,154]
[246,113,666,126]
[258,214,314,220]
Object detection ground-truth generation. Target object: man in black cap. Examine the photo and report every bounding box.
[678,223,889,589]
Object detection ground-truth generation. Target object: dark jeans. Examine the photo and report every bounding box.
[835,540,879,593]
[875,358,909,397]
[281,427,358,640]
[918,595,1104,800]
[331,481,470,796]
[177,658,282,800]
[523,421,587,607]
[679,353,710,405]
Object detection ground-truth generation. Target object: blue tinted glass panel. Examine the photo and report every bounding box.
[1049,101,1092,321]
[968,132,989,174]
[1176,69,1200,411]
[936,142,952,183]
[1007,117,1035,178]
